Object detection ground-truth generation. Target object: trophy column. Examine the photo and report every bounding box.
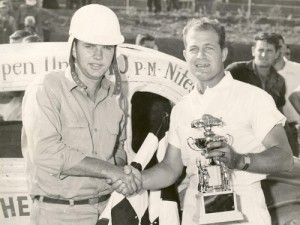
[187,114,243,224]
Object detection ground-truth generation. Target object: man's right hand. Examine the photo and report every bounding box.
[106,165,142,196]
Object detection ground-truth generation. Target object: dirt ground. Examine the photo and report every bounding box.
[42,8,300,63]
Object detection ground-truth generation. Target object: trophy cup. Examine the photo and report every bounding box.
[187,114,243,224]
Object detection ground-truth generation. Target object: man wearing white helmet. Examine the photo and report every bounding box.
[22,4,141,225]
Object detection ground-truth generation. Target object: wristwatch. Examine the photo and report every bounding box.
[241,154,251,171]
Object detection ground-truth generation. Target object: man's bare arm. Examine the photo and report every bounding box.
[141,144,184,190]
[207,124,294,174]
[62,157,142,195]
[289,92,300,115]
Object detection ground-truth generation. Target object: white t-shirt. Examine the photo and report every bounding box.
[168,72,286,186]
[278,59,300,123]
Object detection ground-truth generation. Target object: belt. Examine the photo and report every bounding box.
[34,194,111,205]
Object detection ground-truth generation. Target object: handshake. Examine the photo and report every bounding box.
[106,165,143,197]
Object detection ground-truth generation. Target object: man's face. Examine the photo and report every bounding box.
[72,40,114,81]
[284,46,291,60]
[252,40,278,68]
[0,5,9,16]
[276,39,286,62]
[183,28,227,87]
[9,38,23,43]
[142,40,157,49]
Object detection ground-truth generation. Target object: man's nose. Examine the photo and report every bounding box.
[261,51,267,57]
[197,49,206,58]
[93,47,103,59]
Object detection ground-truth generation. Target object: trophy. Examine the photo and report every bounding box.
[187,114,243,224]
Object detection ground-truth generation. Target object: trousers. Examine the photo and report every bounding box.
[30,198,108,225]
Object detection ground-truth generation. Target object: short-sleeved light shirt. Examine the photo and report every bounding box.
[168,72,285,186]
[278,59,300,123]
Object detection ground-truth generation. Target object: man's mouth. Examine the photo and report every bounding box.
[196,63,210,68]
[90,63,103,70]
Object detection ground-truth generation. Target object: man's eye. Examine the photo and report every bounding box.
[189,48,198,53]
[104,46,114,50]
[85,45,94,49]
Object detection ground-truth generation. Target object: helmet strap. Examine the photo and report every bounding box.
[111,48,122,96]
[69,40,87,90]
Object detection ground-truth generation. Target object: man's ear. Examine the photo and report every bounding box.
[251,46,255,57]
[222,47,228,62]
[183,49,187,61]
[72,43,77,58]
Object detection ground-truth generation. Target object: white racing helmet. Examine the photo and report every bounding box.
[68,4,124,96]
[68,4,124,45]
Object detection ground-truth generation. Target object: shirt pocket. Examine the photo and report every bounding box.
[106,120,120,135]
[61,120,92,154]
[101,113,123,160]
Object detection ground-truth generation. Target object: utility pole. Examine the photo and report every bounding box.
[247,0,252,18]
[126,0,130,14]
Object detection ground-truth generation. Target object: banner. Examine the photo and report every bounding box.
[0,43,197,100]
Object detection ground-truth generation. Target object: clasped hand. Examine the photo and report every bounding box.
[205,141,243,169]
[106,165,142,197]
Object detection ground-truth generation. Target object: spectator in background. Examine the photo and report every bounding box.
[226,32,286,112]
[147,0,161,13]
[284,44,291,61]
[136,33,158,50]
[273,34,300,157]
[9,29,33,43]
[0,0,17,44]
[17,0,43,41]
[22,33,41,42]
[167,0,179,11]
[8,0,23,19]
[23,15,38,33]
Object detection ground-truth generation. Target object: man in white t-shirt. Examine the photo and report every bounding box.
[273,34,300,157]
[121,17,294,225]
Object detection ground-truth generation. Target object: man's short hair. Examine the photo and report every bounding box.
[182,17,226,49]
[23,34,41,43]
[254,32,280,51]
[136,34,155,46]
[9,30,33,41]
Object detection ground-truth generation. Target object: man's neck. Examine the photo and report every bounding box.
[273,58,286,71]
[75,67,104,101]
[197,72,225,94]
[255,65,271,78]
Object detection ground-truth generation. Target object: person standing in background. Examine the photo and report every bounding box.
[284,44,291,61]
[135,33,158,50]
[0,0,17,44]
[226,32,286,112]
[147,0,161,13]
[17,0,43,40]
[9,29,33,43]
[273,34,300,157]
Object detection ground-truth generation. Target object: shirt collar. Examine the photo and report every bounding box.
[64,66,113,94]
[249,60,279,78]
[192,71,233,97]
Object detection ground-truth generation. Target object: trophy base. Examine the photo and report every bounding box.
[194,191,244,225]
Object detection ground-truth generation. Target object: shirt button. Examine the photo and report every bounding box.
[94,128,98,132]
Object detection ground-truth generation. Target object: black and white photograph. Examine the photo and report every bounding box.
[0,0,300,225]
